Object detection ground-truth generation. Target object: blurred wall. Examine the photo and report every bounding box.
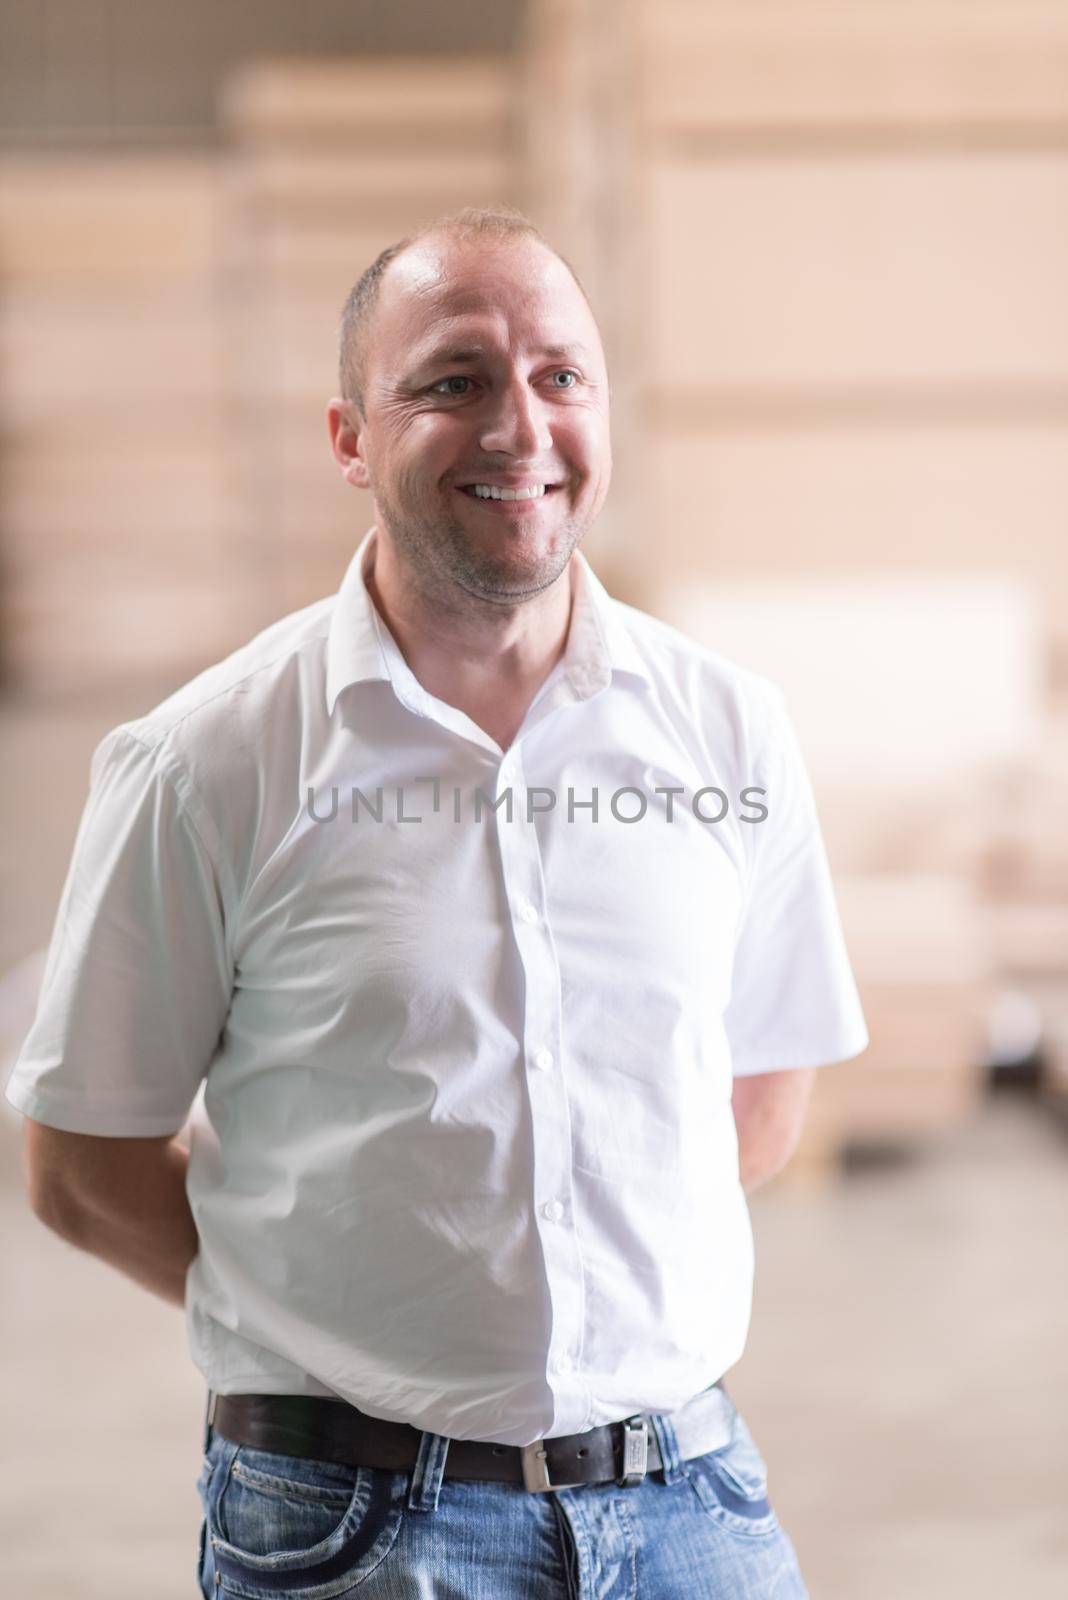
[0,7,523,695]
[523,0,1068,1153]
[2,15,1066,1598]
[2,0,1068,1133]
[543,1,1068,708]
[6,0,1068,704]
[0,1,522,143]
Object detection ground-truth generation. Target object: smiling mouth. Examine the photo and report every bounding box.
[456,483,562,502]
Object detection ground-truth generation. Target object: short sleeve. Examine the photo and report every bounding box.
[723,686,868,1076]
[3,727,234,1134]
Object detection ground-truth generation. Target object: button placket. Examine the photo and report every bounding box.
[493,746,585,1423]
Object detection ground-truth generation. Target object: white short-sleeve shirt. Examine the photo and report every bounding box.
[5,528,867,1446]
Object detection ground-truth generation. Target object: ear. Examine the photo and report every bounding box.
[327,398,371,490]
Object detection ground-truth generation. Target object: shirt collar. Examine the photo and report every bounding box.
[562,548,653,700]
[324,526,653,718]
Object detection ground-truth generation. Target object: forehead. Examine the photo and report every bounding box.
[372,235,602,368]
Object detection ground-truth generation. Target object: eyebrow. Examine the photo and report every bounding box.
[409,341,591,374]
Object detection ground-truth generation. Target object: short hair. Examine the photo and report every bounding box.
[337,205,586,414]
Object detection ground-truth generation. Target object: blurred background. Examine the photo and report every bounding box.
[1,2,1066,1595]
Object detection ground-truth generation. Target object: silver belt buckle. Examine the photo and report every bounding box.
[617,1415,649,1486]
[520,1440,586,1493]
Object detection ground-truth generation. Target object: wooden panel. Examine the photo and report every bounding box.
[982,721,1068,907]
[0,10,521,145]
[645,426,1068,679]
[805,1050,983,1140]
[835,874,993,983]
[783,1006,987,1188]
[221,56,517,144]
[776,871,992,1181]
[641,2,1068,134]
[0,293,228,422]
[229,222,448,287]
[3,575,252,693]
[229,151,512,216]
[652,574,1043,789]
[0,156,223,285]
[647,156,1068,389]
[221,55,519,624]
[988,905,1068,976]
[0,55,519,694]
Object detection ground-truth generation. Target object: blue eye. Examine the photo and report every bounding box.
[550,370,578,388]
[431,376,473,396]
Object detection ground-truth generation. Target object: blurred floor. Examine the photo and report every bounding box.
[1,1092,1065,1597]
[738,1091,1068,1600]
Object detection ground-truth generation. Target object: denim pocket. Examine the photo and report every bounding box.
[684,1412,781,1539]
[206,1435,406,1597]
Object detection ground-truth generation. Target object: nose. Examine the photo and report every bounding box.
[479,378,552,459]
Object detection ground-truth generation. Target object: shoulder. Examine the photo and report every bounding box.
[87,595,335,867]
[607,595,788,752]
[103,595,333,770]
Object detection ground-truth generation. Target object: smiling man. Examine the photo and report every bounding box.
[329,220,613,754]
[7,207,867,1599]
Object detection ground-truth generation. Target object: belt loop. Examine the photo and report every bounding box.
[406,1429,451,1512]
[202,1389,217,1454]
[648,1411,684,1485]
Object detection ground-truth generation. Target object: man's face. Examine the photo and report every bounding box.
[340,234,611,607]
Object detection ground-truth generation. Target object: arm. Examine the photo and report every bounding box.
[731,1067,816,1192]
[23,1118,198,1309]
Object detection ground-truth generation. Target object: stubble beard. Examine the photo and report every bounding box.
[371,476,590,612]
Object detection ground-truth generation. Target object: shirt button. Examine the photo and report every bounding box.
[532,1049,554,1072]
[518,899,539,925]
[541,1199,565,1223]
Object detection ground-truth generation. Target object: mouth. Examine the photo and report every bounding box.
[455,481,563,506]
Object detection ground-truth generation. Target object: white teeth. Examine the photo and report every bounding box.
[469,483,547,501]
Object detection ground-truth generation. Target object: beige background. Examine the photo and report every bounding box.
[1,3,1066,1595]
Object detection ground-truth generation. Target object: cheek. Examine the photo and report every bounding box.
[561,414,611,484]
[392,416,471,485]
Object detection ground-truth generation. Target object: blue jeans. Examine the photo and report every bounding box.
[196,1389,809,1598]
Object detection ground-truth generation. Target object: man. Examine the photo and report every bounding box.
[7,207,867,1598]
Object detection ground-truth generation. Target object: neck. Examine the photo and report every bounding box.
[364,530,574,749]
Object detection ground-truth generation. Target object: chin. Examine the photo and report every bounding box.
[462,550,573,601]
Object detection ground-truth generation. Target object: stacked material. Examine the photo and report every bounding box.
[0,55,518,696]
[624,0,1068,705]
[218,56,518,620]
[659,575,1043,1180]
[980,715,1068,1109]
[0,153,243,693]
[822,872,991,1141]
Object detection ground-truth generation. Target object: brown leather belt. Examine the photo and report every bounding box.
[209,1381,733,1493]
